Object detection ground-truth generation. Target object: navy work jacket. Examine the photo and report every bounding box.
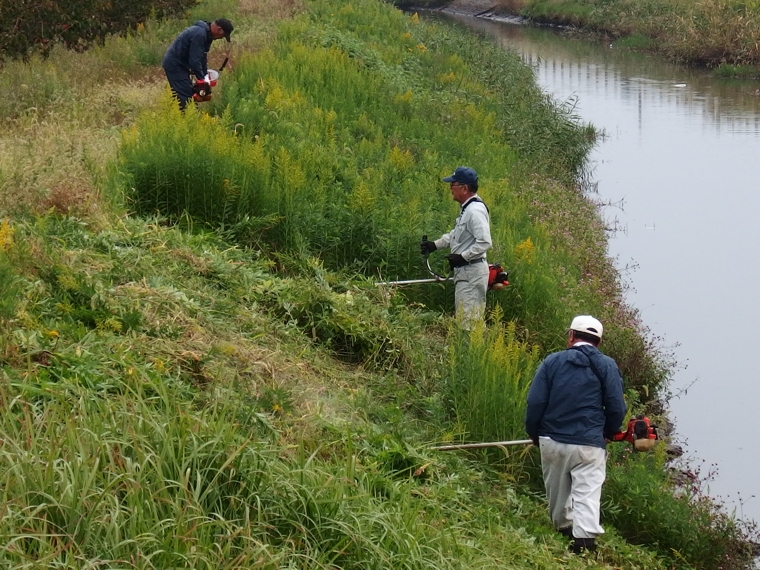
[525,344,627,449]
[162,20,212,81]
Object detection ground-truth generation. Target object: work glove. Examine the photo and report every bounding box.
[420,240,437,256]
[447,253,467,270]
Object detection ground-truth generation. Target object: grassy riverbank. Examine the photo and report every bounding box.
[517,0,760,75]
[0,0,757,568]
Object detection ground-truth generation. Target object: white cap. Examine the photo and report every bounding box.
[569,315,603,339]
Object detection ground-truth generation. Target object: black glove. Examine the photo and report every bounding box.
[447,253,467,270]
[420,240,437,256]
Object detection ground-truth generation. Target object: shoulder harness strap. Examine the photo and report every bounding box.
[461,196,489,214]
[570,346,606,389]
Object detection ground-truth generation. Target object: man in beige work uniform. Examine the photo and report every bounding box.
[421,166,492,328]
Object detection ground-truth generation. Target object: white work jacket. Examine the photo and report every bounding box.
[434,196,492,262]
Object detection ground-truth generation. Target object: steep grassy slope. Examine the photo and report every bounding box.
[0,0,756,568]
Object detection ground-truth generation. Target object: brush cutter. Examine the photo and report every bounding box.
[192,57,228,103]
[432,417,659,453]
[612,414,659,451]
[430,439,533,451]
[376,235,511,289]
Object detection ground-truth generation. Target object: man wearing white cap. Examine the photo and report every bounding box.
[525,315,627,554]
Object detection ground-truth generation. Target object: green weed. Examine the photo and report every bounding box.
[615,33,656,50]
[714,63,760,78]
[445,316,540,447]
[604,444,757,569]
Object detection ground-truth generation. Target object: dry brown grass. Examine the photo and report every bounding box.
[493,0,530,13]
[0,78,165,217]
[238,0,304,19]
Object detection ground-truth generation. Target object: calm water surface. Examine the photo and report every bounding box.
[440,13,760,525]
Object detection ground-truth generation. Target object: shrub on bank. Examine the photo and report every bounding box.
[517,0,760,67]
[604,444,757,569]
[0,0,198,60]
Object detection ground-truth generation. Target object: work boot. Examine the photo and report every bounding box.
[569,537,597,554]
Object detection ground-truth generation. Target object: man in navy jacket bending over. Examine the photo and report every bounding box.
[525,315,627,554]
[162,18,233,110]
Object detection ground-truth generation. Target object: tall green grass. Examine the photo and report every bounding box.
[445,317,540,446]
[0,373,471,569]
[603,444,757,569]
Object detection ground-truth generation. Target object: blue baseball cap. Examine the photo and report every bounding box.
[442,166,478,185]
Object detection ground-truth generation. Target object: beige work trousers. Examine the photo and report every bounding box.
[453,262,489,329]
[539,436,606,539]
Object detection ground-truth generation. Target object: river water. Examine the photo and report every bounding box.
[438,12,760,526]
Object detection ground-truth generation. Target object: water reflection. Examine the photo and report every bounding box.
[456,15,760,134]
[430,12,760,525]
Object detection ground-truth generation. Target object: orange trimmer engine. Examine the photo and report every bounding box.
[192,59,227,103]
[192,76,217,102]
[613,414,659,451]
[488,263,510,291]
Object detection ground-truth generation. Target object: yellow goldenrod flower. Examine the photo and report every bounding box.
[394,90,414,104]
[515,237,536,263]
[389,146,414,171]
[0,219,14,250]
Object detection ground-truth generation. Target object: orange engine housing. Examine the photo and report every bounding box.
[192,78,217,102]
[488,263,510,291]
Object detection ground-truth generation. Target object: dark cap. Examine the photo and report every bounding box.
[442,166,478,186]
[215,18,234,42]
